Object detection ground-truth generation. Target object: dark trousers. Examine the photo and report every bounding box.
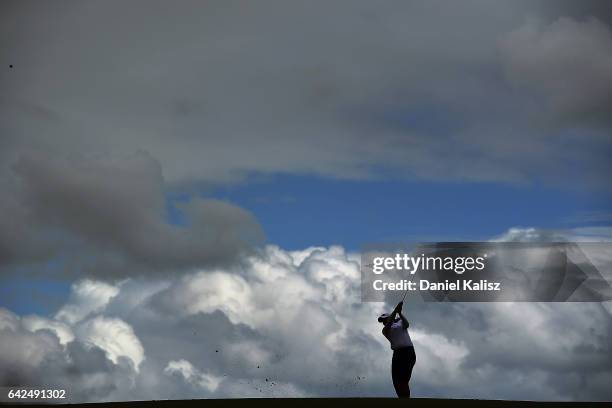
[391,346,416,398]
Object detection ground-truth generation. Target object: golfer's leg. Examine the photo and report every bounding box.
[407,347,416,393]
[393,377,410,398]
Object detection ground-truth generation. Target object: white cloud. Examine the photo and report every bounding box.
[0,308,19,331]
[164,359,222,393]
[410,329,469,383]
[158,271,256,327]
[222,340,273,368]
[1,235,612,401]
[22,315,74,346]
[56,279,120,324]
[75,316,145,372]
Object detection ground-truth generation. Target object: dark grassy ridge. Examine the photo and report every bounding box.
[2,398,610,407]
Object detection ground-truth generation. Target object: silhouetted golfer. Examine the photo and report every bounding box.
[378,301,416,398]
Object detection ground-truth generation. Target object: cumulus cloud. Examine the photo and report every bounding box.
[147,245,386,397]
[75,317,145,372]
[0,308,141,402]
[164,359,222,392]
[0,247,386,401]
[56,280,120,324]
[21,315,74,346]
[1,236,611,402]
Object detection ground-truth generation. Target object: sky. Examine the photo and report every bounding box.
[1,0,612,402]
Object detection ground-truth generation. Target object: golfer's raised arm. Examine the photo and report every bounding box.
[399,311,409,329]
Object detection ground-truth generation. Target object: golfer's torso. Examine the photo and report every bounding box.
[383,321,413,350]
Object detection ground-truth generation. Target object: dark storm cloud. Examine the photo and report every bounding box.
[1,0,611,278]
[1,0,610,189]
[0,151,264,277]
[500,16,612,125]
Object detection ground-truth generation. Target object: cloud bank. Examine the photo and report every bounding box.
[1,230,611,402]
[2,0,611,189]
